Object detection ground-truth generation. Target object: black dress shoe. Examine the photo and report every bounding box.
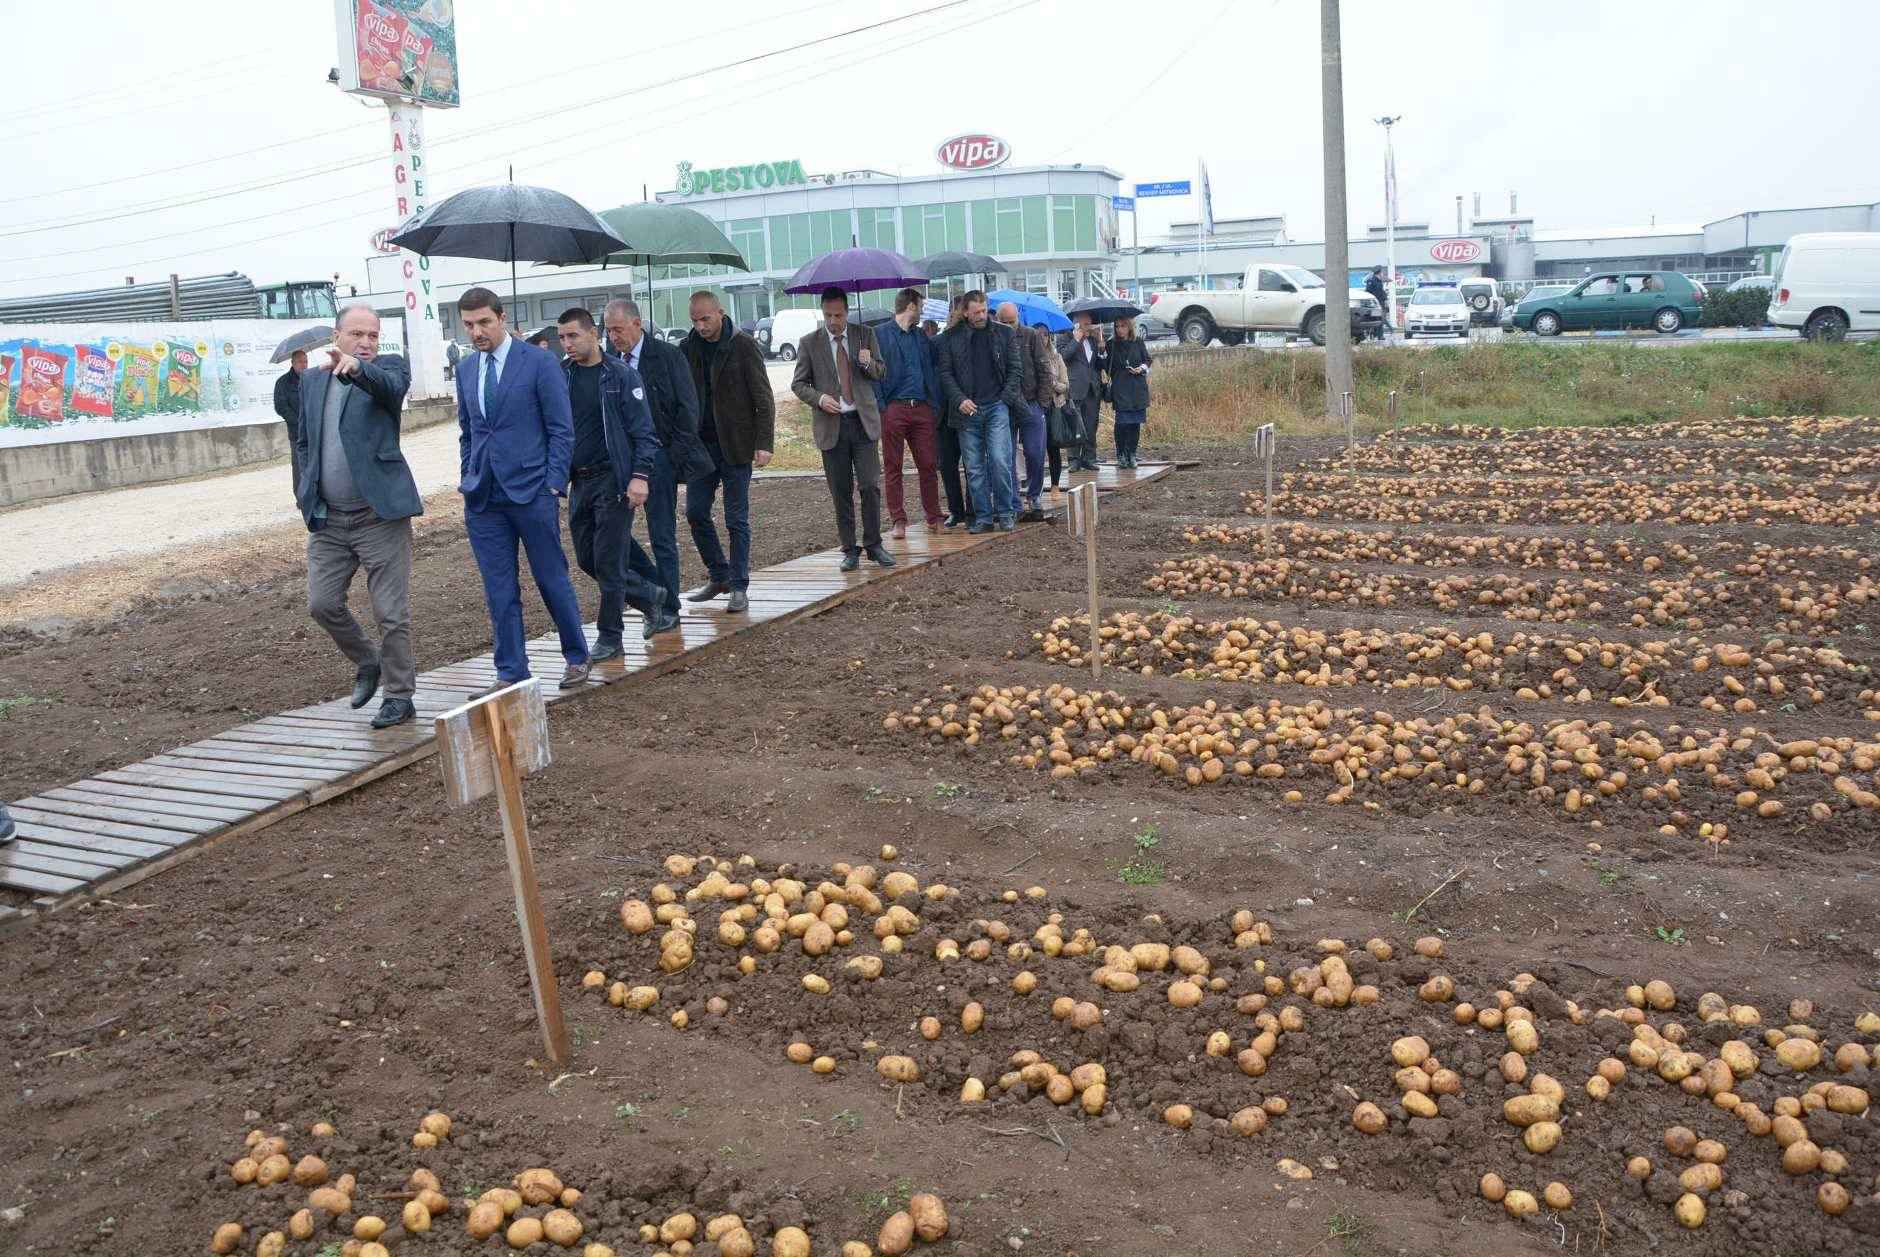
[559,662,593,689]
[371,697,416,729]
[941,513,965,528]
[591,636,626,662]
[350,663,381,709]
[726,589,750,613]
[839,552,861,572]
[865,544,897,567]
[646,607,681,635]
[685,580,730,603]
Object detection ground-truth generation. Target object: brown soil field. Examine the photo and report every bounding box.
[1,424,1876,1257]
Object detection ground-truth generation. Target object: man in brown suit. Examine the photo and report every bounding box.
[791,287,893,571]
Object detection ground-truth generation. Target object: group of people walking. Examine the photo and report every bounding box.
[271,284,1151,733]
[795,285,1155,547]
[279,290,774,729]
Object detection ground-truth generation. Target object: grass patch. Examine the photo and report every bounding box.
[1146,340,1880,441]
[1119,825,1164,886]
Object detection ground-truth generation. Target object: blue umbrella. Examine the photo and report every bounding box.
[985,288,1071,333]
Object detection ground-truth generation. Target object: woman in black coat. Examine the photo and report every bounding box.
[1106,317,1152,468]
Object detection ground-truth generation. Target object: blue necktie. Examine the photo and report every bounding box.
[481,351,497,419]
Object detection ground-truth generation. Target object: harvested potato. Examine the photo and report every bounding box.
[517,1167,565,1206]
[772,1226,812,1257]
[353,1216,387,1242]
[256,1153,291,1186]
[1523,1121,1562,1154]
[1819,1182,1851,1216]
[1390,1036,1430,1068]
[1502,1094,1559,1127]
[1479,1173,1506,1203]
[210,1223,243,1255]
[289,1210,315,1241]
[507,1215,546,1249]
[543,1209,584,1247]
[1675,1193,1706,1228]
[1543,1182,1572,1211]
[230,1157,258,1184]
[877,1055,921,1083]
[660,1213,699,1244]
[1352,1102,1386,1134]
[420,1111,452,1139]
[256,1232,286,1257]
[1503,1190,1538,1218]
[1164,1103,1194,1129]
[908,1193,948,1241]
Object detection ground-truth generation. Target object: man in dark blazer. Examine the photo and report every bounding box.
[936,290,1025,532]
[274,348,307,493]
[454,287,592,691]
[603,299,712,629]
[1058,314,1108,472]
[295,305,421,728]
[791,287,892,571]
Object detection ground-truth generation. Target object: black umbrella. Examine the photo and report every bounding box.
[853,306,895,328]
[270,325,333,364]
[1064,297,1144,323]
[914,250,1006,280]
[387,182,627,307]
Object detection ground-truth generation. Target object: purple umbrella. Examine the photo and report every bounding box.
[783,247,927,295]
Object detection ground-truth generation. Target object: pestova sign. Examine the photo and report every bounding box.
[675,159,806,197]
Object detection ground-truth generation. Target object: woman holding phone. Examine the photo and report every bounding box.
[1107,316,1152,469]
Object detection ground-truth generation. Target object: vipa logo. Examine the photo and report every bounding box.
[936,134,1011,171]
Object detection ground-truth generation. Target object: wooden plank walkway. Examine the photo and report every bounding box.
[0,463,1172,917]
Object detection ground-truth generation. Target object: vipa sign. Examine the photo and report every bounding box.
[1429,239,1484,264]
[935,134,1011,172]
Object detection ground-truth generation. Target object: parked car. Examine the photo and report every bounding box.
[1403,284,1470,338]
[1150,263,1337,346]
[1501,284,1569,328]
[1766,232,1880,342]
[1456,277,1504,326]
[1349,289,1385,340]
[1726,275,1775,294]
[754,316,774,355]
[1510,271,1704,336]
[768,308,823,360]
[1135,313,1177,342]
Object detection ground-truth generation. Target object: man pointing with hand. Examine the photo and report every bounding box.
[295,304,422,728]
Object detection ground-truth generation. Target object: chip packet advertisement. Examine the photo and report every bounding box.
[0,318,401,447]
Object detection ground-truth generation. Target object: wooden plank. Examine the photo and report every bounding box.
[6,841,130,875]
[147,752,340,785]
[14,795,225,836]
[75,777,283,810]
[103,759,310,800]
[0,863,85,896]
[46,785,253,824]
[6,803,204,847]
[190,735,381,766]
[240,719,427,749]
[12,820,172,862]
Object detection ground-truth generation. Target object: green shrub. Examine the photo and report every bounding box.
[1699,286,1772,328]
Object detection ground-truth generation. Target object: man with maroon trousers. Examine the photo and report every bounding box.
[872,287,942,537]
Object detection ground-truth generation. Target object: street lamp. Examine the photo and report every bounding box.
[1374,115,1401,331]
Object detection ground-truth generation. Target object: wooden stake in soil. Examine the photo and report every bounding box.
[1067,482,1101,681]
[436,680,570,1065]
[1253,423,1276,535]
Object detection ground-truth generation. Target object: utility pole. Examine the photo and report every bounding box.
[1375,115,1400,333]
[1320,0,1353,419]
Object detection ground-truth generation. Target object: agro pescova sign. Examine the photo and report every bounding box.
[935,134,1011,171]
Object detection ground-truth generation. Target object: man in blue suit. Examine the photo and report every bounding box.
[455,286,593,691]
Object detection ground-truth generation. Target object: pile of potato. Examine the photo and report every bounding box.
[1146,553,1871,636]
[1036,612,1878,720]
[1386,416,1880,445]
[883,683,1880,832]
[1327,437,1880,482]
[1181,522,1867,590]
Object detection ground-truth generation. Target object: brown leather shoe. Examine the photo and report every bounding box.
[890,522,907,540]
[559,663,592,690]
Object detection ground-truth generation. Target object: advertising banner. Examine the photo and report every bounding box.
[334,0,461,108]
[0,319,405,448]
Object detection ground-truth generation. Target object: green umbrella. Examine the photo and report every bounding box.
[544,202,751,320]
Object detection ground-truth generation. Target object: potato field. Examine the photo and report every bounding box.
[1,418,1876,1257]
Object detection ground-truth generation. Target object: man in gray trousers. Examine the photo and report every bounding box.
[295,304,422,728]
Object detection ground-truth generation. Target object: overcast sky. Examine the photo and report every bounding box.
[3,0,1874,297]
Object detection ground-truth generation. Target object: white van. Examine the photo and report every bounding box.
[769,308,824,360]
[1456,277,1504,326]
[1766,232,1880,341]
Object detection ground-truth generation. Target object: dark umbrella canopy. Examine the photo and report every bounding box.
[1064,296,1145,323]
[914,250,1005,279]
[271,325,334,364]
[852,306,895,328]
[388,183,626,307]
[784,247,926,295]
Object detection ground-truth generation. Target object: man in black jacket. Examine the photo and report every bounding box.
[1058,315,1107,472]
[273,349,307,492]
[679,291,775,612]
[603,299,712,634]
[558,308,678,658]
[1365,266,1392,338]
[935,290,1024,533]
[295,305,422,728]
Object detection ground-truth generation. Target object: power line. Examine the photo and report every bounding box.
[0,0,976,240]
[0,50,279,125]
[0,0,855,209]
[0,1,1028,290]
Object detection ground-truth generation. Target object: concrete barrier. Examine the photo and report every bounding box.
[0,397,457,508]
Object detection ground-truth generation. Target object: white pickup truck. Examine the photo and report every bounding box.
[1148,263,1366,347]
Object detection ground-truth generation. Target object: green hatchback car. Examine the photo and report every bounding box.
[1511,271,1706,335]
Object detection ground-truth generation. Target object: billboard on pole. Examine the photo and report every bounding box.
[333,0,461,108]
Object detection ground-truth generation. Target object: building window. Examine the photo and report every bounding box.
[1021,196,1047,253]
[1051,195,1097,253]
[728,218,767,272]
[856,208,896,252]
